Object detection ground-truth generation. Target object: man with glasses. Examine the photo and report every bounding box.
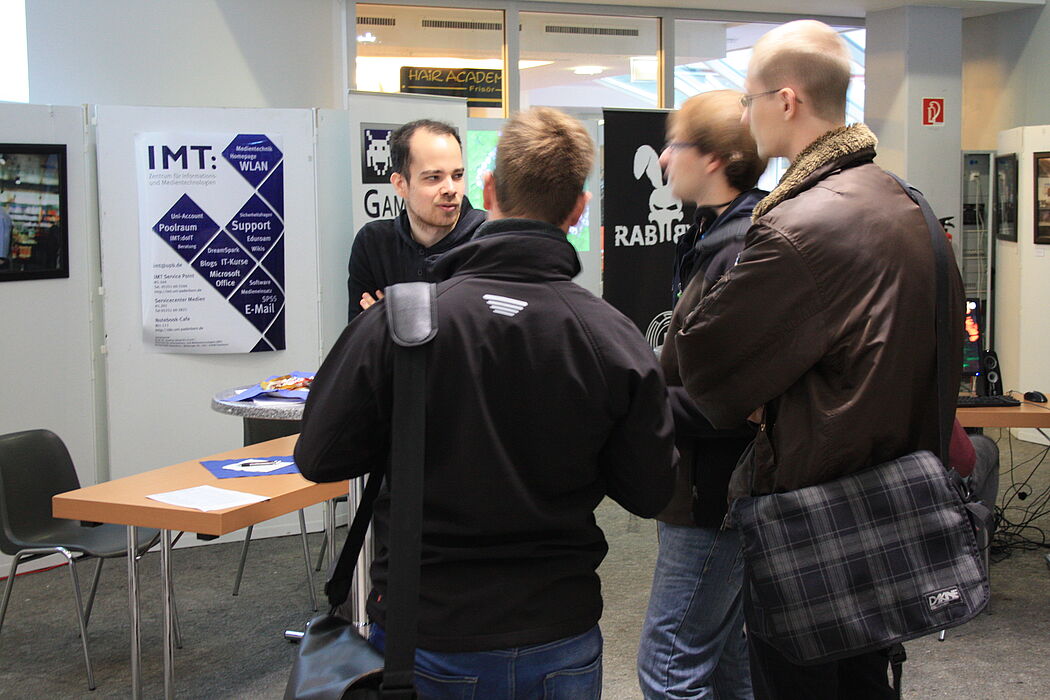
[637,90,766,700]
[674,20,963,699]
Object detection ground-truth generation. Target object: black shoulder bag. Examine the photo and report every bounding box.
[730,178,989,667]
[285,282,437,700]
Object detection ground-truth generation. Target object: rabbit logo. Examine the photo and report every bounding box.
[635,144,684,240]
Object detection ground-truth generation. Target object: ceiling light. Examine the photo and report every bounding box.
[572,65,605,76]
[630,56,658,82]
[356,32,378,43]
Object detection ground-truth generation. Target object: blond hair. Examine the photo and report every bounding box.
[669,90,767,191]
[751,20,851,122]
[493,108,595,225]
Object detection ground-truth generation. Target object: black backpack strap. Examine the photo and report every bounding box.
[887,172,954,463]
[380,282,436,698]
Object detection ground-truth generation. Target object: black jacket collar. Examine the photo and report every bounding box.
[430,218,581,282]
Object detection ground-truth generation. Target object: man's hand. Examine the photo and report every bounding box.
[359,289,385,311]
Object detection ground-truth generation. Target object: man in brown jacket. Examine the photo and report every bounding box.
[675,20,963,699]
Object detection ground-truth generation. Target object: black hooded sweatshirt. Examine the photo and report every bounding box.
[346,197,487,323]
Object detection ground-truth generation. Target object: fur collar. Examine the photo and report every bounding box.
[753,124,878,220]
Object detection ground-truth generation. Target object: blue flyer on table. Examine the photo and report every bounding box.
[201,455,299,479]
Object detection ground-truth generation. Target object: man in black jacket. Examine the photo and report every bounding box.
[346,119,486,323]
[638,90,766,700]
[297,107,675,698]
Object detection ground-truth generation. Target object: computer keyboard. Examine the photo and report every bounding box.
[957,394,1021,408]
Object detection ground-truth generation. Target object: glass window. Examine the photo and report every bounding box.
[355,4,506,118]
[671,20,865,190]
[672,20,865,125]
[0,0,29,103]
[519,12,659,110]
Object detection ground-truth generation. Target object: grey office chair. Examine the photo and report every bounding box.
[0,429,163,690]
[939,432,999,642]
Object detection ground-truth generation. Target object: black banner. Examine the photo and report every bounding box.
[602,109,695,349]
[400,67,502,109]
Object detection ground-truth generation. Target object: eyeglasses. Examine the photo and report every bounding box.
[663,142,694,152]
[740,88,802,109]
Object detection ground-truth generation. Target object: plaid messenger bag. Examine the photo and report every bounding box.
[729,175,989,665]
[731,450,989,664]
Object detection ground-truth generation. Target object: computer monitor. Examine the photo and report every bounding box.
[962,298,984,376]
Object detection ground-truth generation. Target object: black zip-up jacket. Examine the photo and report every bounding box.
[297,218,675,652]
[346,197,487,323]
[660,189,764,527]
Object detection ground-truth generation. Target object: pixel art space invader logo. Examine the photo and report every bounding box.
[361,124,400,183]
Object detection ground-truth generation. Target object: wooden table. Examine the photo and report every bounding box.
[956,393,1050,429]
[52,435,347,700]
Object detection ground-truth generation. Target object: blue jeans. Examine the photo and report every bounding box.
[368,624,602,700]
[638,522,753,699]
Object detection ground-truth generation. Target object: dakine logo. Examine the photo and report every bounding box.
[612,145,687,247]
[361,124,399,183]
[484,294,528,317]
[926,586,962,612]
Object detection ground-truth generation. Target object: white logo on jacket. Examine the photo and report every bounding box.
[483,294,528,317]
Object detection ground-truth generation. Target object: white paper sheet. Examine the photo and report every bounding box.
[147,484,269,511]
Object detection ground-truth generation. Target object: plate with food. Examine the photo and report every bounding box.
[228,371,314,402]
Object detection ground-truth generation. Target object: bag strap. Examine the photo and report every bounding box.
[319,282,436,700]
[887,173,954,463]
[380,282,436,698]
[323,472,382,611]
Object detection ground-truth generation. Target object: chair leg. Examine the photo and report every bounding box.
[0,551,26,636]
[232,524,254,596]
[83,557,104,628]
[298,509,318,611]
[60,548,96,691]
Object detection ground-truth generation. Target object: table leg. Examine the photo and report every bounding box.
[161,529,174,700]
[348,477,371,632]
[127,526,141,700]
[324,498,336,573]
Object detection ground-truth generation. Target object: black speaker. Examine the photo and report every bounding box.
[979,350,1003,396]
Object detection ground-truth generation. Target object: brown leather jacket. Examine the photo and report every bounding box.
[675,124,964,499]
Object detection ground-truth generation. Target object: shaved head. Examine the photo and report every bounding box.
[750,20,851,122]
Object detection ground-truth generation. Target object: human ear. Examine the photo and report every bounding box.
[482,172,496,211]
[391,171,408,198]
[563,191,591,230]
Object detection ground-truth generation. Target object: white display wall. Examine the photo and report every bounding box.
[996,125,1050,444]
[95,105,324,542]
[0,102,103,576]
